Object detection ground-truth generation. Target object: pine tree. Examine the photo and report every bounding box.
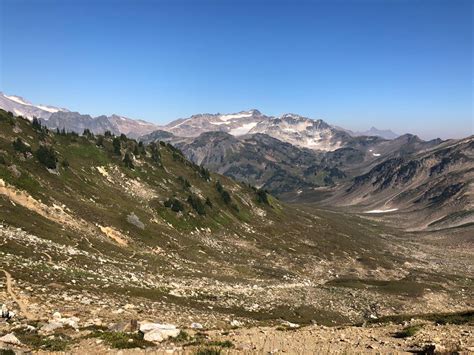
[32,117,42,130]
[123,152,134,169]
[35,145,57,169]
[96,136,104,147]
[112,137,121,155]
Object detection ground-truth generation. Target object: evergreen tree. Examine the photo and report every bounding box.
[12,138,31,154]
[133,144,140,156]
[164,198,184,212]
[256,189,269,204]
[112,137,121,155]
[32,117,42,130]
[96,136,104,147]
[123,152,134,169]
[187,194,206,215]
[35,145,57,169]
[149,143,161,165]
[216,181,231,204]
[83,129,94,138]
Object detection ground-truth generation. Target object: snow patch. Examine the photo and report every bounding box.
[229,122,258,136]
[37,105,60,113]
[365,208,399,214]
[372,153,381,157]
[220,112,253,121]
[5,95,32,106]
[169,118,191,129]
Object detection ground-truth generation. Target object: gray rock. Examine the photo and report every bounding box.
[0,333,22,345]
[139,322,180,343]
[127,213,145,230]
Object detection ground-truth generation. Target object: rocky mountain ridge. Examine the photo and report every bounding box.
[0,92,160,139]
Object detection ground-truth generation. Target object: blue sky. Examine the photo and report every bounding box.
[0,0,472,139]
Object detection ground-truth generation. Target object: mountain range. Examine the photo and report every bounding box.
[1,92,471,231]
[0,101,472,353]
[1,92,398,146]
[0,92,160,139]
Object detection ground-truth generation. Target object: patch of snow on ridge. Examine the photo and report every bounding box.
[169,118,191,129]
[229,122,258,136]
[5,95,32,106]
[365,208,398,214]
[210,121,229,125]
[37,105,60,113]
[372,153,381,157]
[220,112,253,121]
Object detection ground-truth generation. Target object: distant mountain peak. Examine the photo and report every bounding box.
[353,126,400,140]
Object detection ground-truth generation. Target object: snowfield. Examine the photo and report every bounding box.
[229,122,258,135]
[220,112,253,121]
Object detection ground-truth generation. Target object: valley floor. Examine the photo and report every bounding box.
[0,214,472,353]
[1,321,473,353]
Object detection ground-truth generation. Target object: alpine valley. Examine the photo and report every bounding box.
[0,93,472,353]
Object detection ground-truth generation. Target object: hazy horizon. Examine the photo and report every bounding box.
[1,0,472,140]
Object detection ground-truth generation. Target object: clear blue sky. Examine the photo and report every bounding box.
[0,0,472,139]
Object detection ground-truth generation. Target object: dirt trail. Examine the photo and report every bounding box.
[42,252,53,264]
[1,269,35,320]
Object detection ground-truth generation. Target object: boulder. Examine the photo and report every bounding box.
[109,320,136,333]
[230,320,243,327]
[41,313,80,333]
[139,322,180,343]
[191,322,203,329]
[41,321,64,333]
[282,321,300,328]
[0,333,22,345]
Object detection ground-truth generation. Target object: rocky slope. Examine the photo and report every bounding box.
[141,130,336,194]
[319,136,474,230]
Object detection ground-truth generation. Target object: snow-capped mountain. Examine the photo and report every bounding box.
[164,109,266,137]
[0,92,69,120]
[163,110,351,151]
[248,114,351,151]
[0,91,396,149]
[0,92,159,138]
